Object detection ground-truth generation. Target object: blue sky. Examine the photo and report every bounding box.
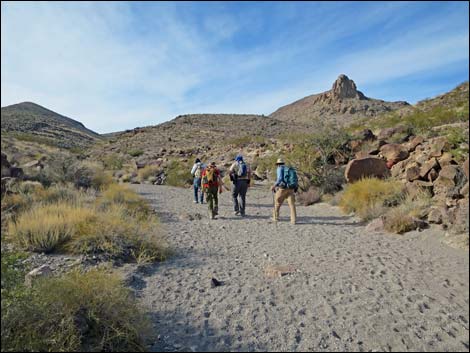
[1,1,469,133]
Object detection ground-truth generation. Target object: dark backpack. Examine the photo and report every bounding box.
[283,166,298,190]
[237,161,247,177]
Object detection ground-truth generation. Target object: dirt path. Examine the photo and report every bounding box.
[131,184,469,352]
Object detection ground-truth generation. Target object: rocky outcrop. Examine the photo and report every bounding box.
[270,74,409,125]
[344,157,390,183]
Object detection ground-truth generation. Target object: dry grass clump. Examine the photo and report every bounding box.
[8,203,95,253]
[340,178,405,221]
[6,183,168,263]
[2,268,152,352]
[137,165,161,182]
[98,184,152,219]
[69,161,114,190]
[383,190,431,234]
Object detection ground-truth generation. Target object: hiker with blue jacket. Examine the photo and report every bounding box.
[271,158,297,224]
[190,158,206,204]
[229,155,251,216]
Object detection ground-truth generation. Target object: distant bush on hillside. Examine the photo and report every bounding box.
[128,149,144,157]
[165,160,192,187]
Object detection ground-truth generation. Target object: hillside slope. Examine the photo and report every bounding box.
[1,102,101,149]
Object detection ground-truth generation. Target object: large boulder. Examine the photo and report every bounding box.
[377,126,408,141]
[380,144,409,163]
[429,137,450,157]
[344,157,390,183]
[433,165,466,200]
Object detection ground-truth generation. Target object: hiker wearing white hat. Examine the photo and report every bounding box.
[271,158,297,224]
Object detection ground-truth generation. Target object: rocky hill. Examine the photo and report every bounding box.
[270,74,410,125]
[95,113,306,164]
[1,102,101,149]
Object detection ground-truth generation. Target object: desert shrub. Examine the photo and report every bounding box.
[138,165,162,182]
[165,159,192,187]
[443,127,469,163]
[252,154,278,180]
[128,149,144,157]
[383,208,418,234]
[8,203,95,253]
[102,153,126,170]
[68,161,113,190]
[1,268,151,352]
[67,204,167,262]
[340,178,405,221]
[297,187,321,206]
[98,184,152,219]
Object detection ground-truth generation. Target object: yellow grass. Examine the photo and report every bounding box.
[340,178,405,221]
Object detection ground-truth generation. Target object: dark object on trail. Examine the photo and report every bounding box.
[211,278,223,288]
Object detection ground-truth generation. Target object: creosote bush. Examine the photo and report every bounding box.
[2,268,152,352]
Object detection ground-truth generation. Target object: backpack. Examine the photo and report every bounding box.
[194,164,202,178]
[203,168,216,185]
[282,166,298,190]
[237,161,247,178]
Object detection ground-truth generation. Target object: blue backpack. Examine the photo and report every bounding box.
[237,161,247,177]
[282,166,298,190]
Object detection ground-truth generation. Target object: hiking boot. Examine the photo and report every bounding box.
[193,201,198,204]
[234,211,241,216]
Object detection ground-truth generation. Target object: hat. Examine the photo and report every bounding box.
[235,155,243,162]
[276,158,285,165]
[210,161,216,166]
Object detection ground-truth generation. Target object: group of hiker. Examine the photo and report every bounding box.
[190,155,298,224]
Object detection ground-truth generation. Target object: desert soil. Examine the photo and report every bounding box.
[131,184,469,352]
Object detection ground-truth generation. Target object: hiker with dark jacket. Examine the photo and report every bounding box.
[190,158,206,204]
[201,162,223,219]
[271,158,297,224]
[229,155,251,216]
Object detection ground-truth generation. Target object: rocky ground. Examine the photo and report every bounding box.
[129,184,469,352]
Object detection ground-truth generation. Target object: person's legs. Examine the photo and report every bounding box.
[273,189,286,221]
[193,179,199,203]
[286,189,297,224]
[239,180,248,215]
[232,181,240,213]
[206,189,214,218]
[212,186,219,216]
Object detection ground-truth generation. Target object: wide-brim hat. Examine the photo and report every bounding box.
[276,158,285,165]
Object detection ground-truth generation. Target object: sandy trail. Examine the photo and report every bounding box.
[131,184,469,352]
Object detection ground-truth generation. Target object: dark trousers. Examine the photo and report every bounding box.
[232,179,249,215]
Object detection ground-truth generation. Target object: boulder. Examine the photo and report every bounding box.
[355,129,376,141]
[379,144,409,163]
[438,152,457,167]
[25,265,53,288]
[427,207,446,224]
[365,217,385,233]
[433,165,465,200]
[429,137,450,157]
[377,126,407,141]
[404,136,425,152]
[405,163,421,182]
[428,168,439,182]
[10,167,24,179]
[1,152,11,178]
[419,158,438,178]
[344,157,390,183]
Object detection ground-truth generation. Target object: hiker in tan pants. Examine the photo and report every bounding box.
[271,158,297,224]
